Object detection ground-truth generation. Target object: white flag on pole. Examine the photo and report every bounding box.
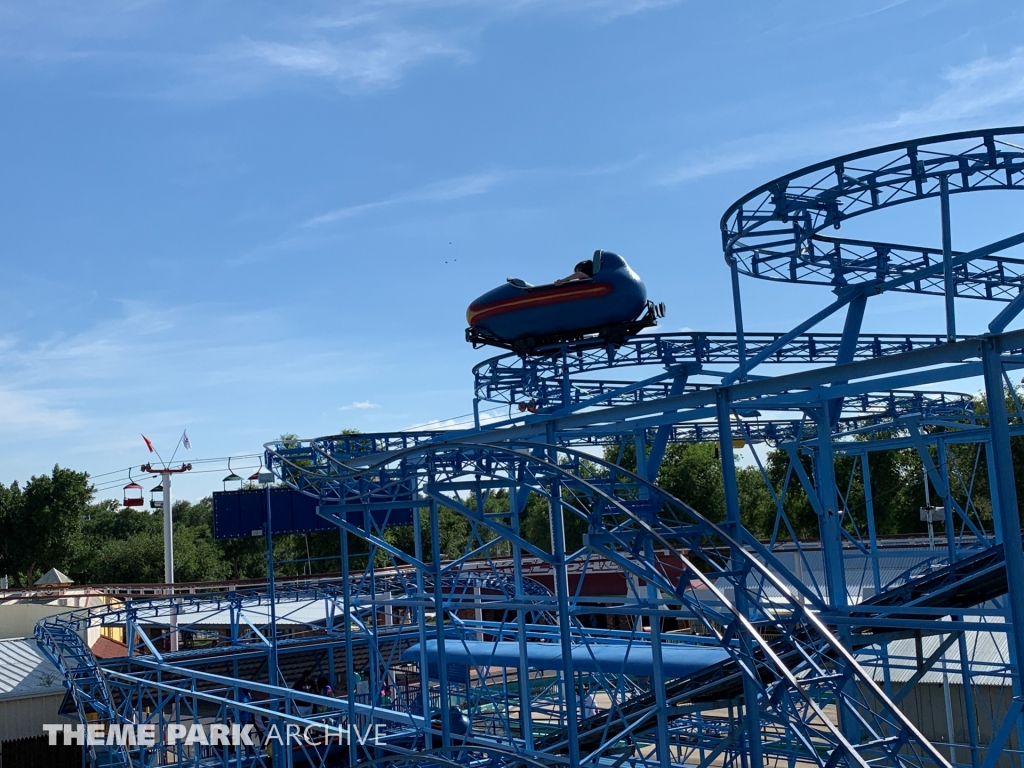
[182,431,191,450]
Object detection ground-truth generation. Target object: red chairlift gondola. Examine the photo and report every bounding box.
[123,469,144,508]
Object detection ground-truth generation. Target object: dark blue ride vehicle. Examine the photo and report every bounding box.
[465,250,663,353]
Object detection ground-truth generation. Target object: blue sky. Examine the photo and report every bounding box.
[4,0,1024,501]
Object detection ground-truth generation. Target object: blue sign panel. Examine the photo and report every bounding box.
[212,488,414,540]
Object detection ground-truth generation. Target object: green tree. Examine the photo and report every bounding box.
[0,466,92,586]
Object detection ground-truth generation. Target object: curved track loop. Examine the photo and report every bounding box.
[722,126,1024,287]
[272,387,974,489]
[266,437,952,768]
[471,331,969,406]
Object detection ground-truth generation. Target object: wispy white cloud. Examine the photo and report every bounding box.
[304,171,508,226]
[0,388,84,434]
[592,0,686,20]
[340,400,380,410]
[302,155,645,227]
[883,47,1024,129]
[0,301,377,423]
[309,11,382,31]
[489,0,685,21]
[0,0,684,98]
[659,47,1024,187]
[657,149,766,185]
[212,29,468,93]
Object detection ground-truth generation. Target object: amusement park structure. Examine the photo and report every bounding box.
[36,127,1024,768]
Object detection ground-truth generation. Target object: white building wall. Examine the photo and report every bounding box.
[0,693,65,742]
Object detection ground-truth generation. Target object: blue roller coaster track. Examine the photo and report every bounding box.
[38,127,1024,768]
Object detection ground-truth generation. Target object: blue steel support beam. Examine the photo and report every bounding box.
[716,387,765,768]
[264,480,282,731]
[341,536,357,763]
[730,258,748,381]
[428,498,453,748]
[645,370,690,483]
[859,449,897,705]
[859,452,883,600]
[981,337,1024,765]
[811,406,847,611]
[509,485,535,751]
[941,175,956,342]
[644,537,672,768]
[722,293,854,384]
[989,289,1024,333]
[413,499,432,751]
[548,479,582,768]
[828,291,868,429]
[634,430,648,485]
[937,435,982,768]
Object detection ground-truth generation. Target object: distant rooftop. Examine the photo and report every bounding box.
[34,568,73,586]
[0,637,64,702]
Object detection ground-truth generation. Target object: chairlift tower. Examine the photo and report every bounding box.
[141,461,191,653]
[141,462,193,586]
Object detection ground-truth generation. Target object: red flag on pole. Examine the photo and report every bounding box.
[142,435,154,453]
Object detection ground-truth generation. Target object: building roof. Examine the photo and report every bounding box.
[90,635,129,660]
[34,568,73,586]
[0,637,65,702]
[137,596,349,628]
[858,619,1012,687]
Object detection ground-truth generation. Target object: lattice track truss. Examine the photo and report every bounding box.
[40,127,1024,768]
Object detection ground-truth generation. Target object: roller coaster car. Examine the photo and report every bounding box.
[465,250,665,354]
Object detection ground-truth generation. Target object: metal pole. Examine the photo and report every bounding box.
[941,639,957,765]
[924,468,936,550]
[938,438,980,766]
[861,451,894,703]
[981,339,1024,661]
[941,175,956,341]
[266,484,279,687]
[163,471,178,653]
[730,258,748,381]
[812,407,847,609]
[510,486,534,750]
[828,292,867,429]
[548,480,581,768]
[413,500,432,751]
[645,537,671,768]
[646,371,690,483]
[428,499,452,747]
[981,338,1024,766]
[342,527,358,764]
[163,471,174,584]
[716,387,764,768]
